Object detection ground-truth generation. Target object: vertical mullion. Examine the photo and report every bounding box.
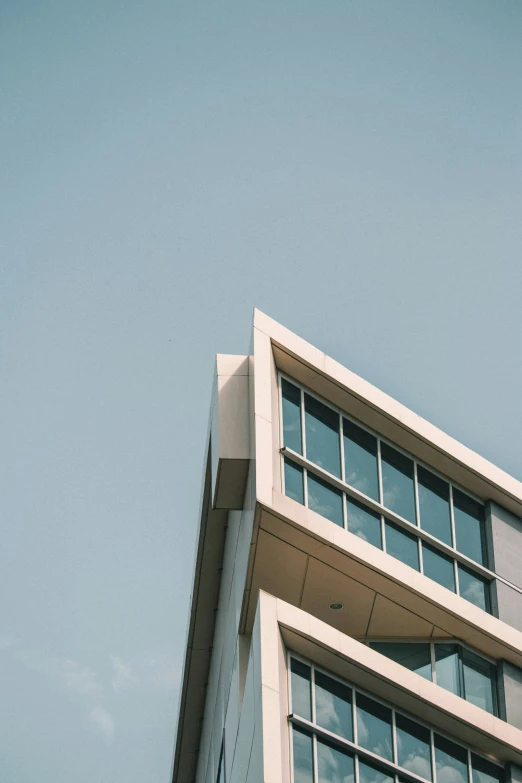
[343,492,348,531]
[449,484,457,550]
[466,750,473,783]
[303,467,309,509]
[355,754,360,783]
[311,664,316,724]
[300,388,306,458]
[381,515,386,552]
[414,461,421,527]
[353,690,358,746]
[391,708,398,765]
[454,560,460,598]
[278,374,285,495]
[377,439,384,505]
[340,413,346,482]
[458,647,465,702]
[312,733,319,783]
[431,641,437,685]
[430,729,436,783]
[418,538,424,575]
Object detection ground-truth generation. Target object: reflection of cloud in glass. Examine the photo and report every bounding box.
[317,742,354,783]
[357,711,392,761]
[346,469,371,496]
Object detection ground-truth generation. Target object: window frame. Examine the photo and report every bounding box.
[278,373,493,611]
[287,651,504,783]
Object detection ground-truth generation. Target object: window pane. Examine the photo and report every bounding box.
[396,713,432,780]
[385,520,420,571]
[369,642,432,680]
[435,644,461,697]
[284,458,304,504]
[291,659,311,720]
[471,755,504,783]
[458,565,489,612]
[343,419,379,501]
[462,649,496,715]
[305,393,340,477]
[315,670,353,740]
[381,443,416,523]
[308,473,344,527]
[422,543,456,592]
[358,760,394,783]
[282,379,302,454]
[317,738,354,783]
[347,498,382,549]
[418,466,452,546]
[434,734,468,783]
[292,727,314,783]
[453,489,487,566]
[356,693,393,761]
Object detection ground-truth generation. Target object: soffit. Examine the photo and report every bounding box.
[242,502,522,671]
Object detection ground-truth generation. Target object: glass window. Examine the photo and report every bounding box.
[347,497,382,549]
[385,520,420,571]
[315,670,353,740]
[356,693,393,761]
[343,419,379,501]
[418,466,452,546]
[358,760,394,783]
[435,644,461,697]
[458,565,489,612]
[291,659,311,720]
[462,648,496,715]
[422,543,456,593]
[304,393,340,477]
[292,726,314,783]
[434,734,468,783]
[396,713,432,780]
[453,489,487,567]
[282,379,302,454]
[472,755,504,783]
[369,643,432,681]
[317,738,354,783]
[308,473,344,527]
[284,458,304,504]
[216,743,225,783]
[381,443,416,524]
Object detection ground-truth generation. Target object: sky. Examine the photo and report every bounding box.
[1,1,521,781]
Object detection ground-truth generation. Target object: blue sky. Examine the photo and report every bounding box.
[1,1,521,781]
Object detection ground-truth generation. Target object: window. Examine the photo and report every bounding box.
[369,641,498,716]
[289,656,504,783]
[216,740,225,783]
[280,377,492,613]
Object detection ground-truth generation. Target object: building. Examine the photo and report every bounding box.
[172,310,522,783]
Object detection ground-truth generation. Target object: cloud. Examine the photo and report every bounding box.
[89,706,115,745]
[110,655,139,692]
[0,634,16,651]
[55,659,103,696]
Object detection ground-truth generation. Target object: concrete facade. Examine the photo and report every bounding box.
[172,311,522,783]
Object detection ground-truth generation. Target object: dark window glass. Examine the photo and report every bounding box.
[304,393,340,477]
[347,498,382,549]
[291,659,311,720]
[381,443,416,523]
[462,648,496,715]
[216,744,225,783]
[317,738,354,783]
[292,726,314,783]
[356,693,393,761]
[358,760,394,783]
[453,489,487,566]
[435,644,461,697]
[282,379,302,454]
[284,458,304,505]
[434,734,468,783]
[315,671,353,740]
[418,466,452,546]
[385,520,420,571]
[422,543,456,593]
[396,713,432,780]
[458,565,489,612]
[370,642,432,680]
[343,419,379,501]
[471,755,504,783]
[308,473,343,527]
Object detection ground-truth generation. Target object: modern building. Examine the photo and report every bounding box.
[172,310,522,783]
